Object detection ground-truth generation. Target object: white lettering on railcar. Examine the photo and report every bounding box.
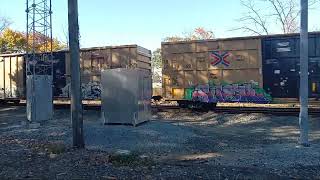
[277,42,290,46]
[276,47,291,52]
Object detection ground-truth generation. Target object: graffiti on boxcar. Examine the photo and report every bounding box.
[82,82,101,99]
[59,82,101,99]
[210,51,231,67]
[192,89,209,103]
[190,81,272,104]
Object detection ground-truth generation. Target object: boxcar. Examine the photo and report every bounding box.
[63,45,151,99]
[0,45,151,102]
[262,32,320,99]
[161,36,270,106]
[0,53,25,103]
[161,32,320,105]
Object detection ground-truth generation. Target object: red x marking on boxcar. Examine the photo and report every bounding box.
[210,51,231,67]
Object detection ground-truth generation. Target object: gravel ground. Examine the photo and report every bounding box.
[1,106,320,179]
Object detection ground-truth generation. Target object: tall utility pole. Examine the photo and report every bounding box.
[299,0,309,146]
[68,0,84,148]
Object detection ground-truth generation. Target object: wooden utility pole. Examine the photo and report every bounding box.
[299,0,309,146]
[68,0,84,148]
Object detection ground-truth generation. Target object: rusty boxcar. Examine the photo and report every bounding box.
[0,45,151,102]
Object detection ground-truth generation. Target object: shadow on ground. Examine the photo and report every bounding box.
[1,106,320,179]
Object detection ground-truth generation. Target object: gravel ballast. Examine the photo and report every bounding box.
[0,106,320,179]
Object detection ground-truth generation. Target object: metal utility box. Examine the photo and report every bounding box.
[101,68,151,126]
[27,75,53,122]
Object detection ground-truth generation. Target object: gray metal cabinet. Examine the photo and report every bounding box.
[27,75,53,122]
[101,68,151,126]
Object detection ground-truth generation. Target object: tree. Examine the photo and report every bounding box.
[151,48,162,83]
[188,27,215,40]
[0,16,11,33]
[0,29,26,53]
[163,36,185,42]
[235,0,319,35]
[152,48,162,69]
[0,28,66,53]
[62,25,69,48]
[235,0,270,35]
[27,32,66,52]
[164,27,215,42]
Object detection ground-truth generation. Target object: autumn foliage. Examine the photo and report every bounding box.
[164,27,215,42]
[0,28,65,53]
[0,29,26,53]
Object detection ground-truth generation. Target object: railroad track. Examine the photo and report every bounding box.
[152,105,320,116]
[1,102,319,116]
[214,107,320,116]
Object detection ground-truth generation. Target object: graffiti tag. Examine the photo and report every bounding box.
[60,81,101,99]
[191,82,272,104]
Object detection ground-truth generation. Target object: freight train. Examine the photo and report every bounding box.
[0,45,151,103]
[161,32,320,108]
[0,33,319,107]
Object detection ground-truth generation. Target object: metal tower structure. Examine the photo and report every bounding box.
[26,0,53,75]
[26,0,53,122]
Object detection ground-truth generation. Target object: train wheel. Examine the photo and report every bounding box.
[209,103,217,110]
[13,100,20,105]
[200,102,217,112]
[177,100,188,108]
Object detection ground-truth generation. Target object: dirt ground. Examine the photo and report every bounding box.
[0,106,320,179]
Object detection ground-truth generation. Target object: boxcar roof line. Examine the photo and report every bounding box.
[161,31,320,45]
[0,44,145,57]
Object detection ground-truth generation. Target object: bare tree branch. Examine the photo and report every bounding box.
[0,16,11,33]
[267,0,287,33]
[309,0,320,7]
[61,24,69,48]
[230,27,263,36]
[239,0,269,34]
[233,0,311,35]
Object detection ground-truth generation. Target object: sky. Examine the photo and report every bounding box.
[1,0,320,51]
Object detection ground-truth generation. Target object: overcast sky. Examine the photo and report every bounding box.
[1,0,320,51]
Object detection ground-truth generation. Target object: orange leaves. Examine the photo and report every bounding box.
[0,29,26,53]
[164,27,215,42]
[0,28,65,53]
